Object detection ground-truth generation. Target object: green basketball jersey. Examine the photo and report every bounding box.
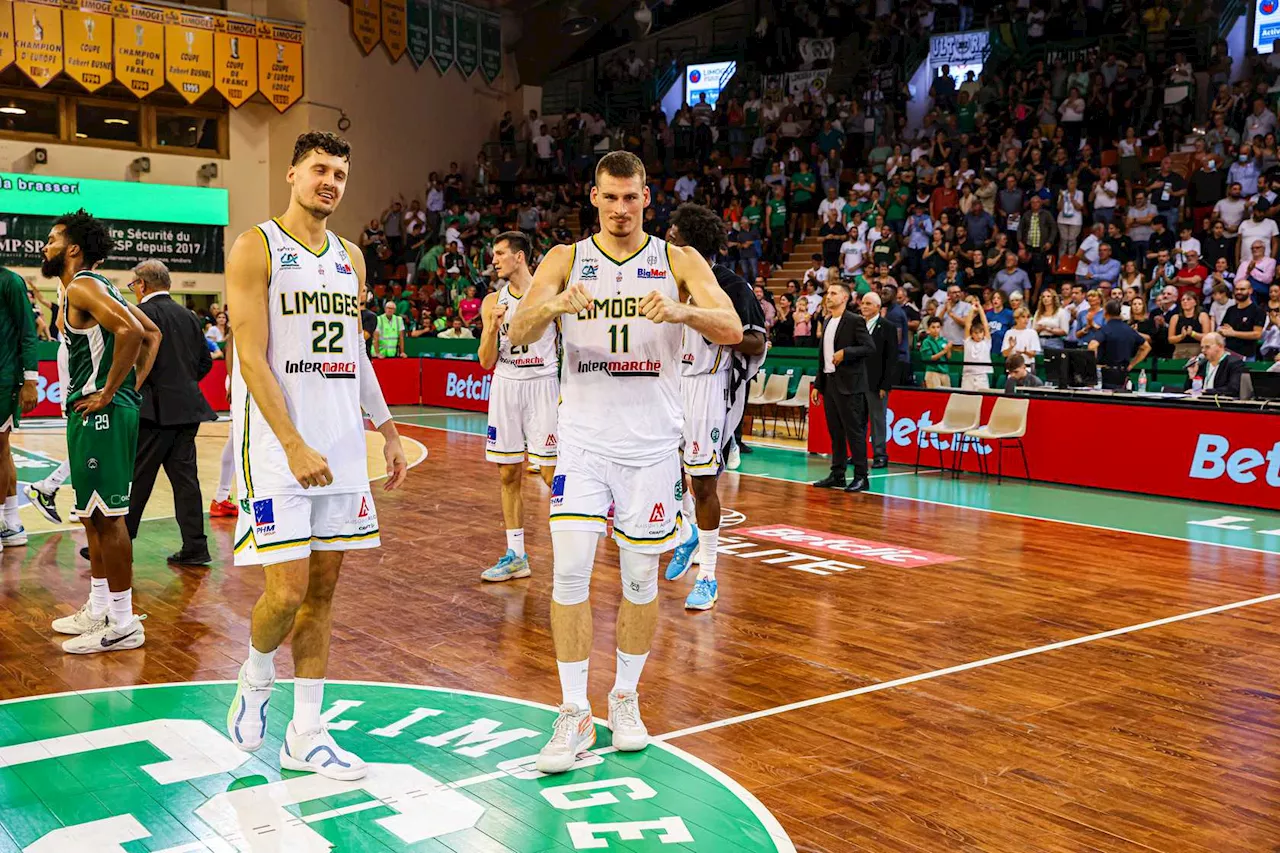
[62,271,141,409]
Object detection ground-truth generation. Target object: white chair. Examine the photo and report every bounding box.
[964,396,1029,483]
[756,373,791,435]
[775,374,814,437]
[914,393,983,476]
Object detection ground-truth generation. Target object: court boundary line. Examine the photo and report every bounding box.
[393,416,1280,557]
[654,590,1280,742]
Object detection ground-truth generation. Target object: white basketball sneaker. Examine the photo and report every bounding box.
[280,721,368,781]
[226,662,275,752]
[51,601,105,635]
[536,704,596,774]
[61,614,145,654]
[607,690,649,752]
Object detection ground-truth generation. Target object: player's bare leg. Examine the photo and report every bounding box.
[684,474,722,610]
[62,512,143,653]
[482,462,532,582]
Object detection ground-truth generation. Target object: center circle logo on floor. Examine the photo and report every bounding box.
[0,681,794,852]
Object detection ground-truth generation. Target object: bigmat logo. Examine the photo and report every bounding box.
[737,525,961,567]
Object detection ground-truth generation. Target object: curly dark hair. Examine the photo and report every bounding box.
[53,208,113,267]
[292,131,351,166]
[669,203,726,258]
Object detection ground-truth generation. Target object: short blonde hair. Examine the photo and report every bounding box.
[1014,306,1031,320]
[595,151,647,186]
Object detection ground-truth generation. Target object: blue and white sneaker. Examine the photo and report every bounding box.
[227,662,274,752]
[685,577,718,610]
[664,527,699,582]
[0,524,27,547]
[481,550,531,582]
[280,721,367,780]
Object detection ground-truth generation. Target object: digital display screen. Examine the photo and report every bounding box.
[685,61,737,109]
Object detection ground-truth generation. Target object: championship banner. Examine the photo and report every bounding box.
[113,2,165,97]
[478,8,499,83]
[406,0,428,67]
[797,36,833,68]
[350,0,379,55]
[429,0,453,75]
[13,0,62,87]
[453,2,476,78]
[213,17,256,107]
[0,1,13,73]
[62,0,114,92]
[258,22,302,112]
[0,214,225,272]
[164,10,215,104]
[381,0,405,61]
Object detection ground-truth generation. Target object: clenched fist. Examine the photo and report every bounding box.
[557,282,592,316]
[639,290,686,324]
[486,298,507,326]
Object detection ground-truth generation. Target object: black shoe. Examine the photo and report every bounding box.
[871,458,889,469]
[812,474,846,488]
[79,546,90,561]
[168,549,211,566]
[844,477,869,493]
[739,443,754,454]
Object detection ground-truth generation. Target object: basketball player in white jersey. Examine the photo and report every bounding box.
[510,152,743,773]
[223,132,408,781]
[663,204,768,610]
[478,231,559,582]
[210,330,238,518]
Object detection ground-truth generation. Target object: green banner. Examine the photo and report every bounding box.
[406,0,431,68]
[429,0,455,75]
[0,173,228,226]
[0,214,224,273]
[479,9,501,82]
[454,3,478,78]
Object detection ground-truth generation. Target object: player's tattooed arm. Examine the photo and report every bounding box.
[510,244,583,346]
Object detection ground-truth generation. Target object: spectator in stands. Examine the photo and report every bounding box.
[766,185,788,266]
[1168,290,1212,359]
[961,304,993,391]
[1017,195,1056,296]
[1057,175,1084,256]
[1173,250,1208,300]
[1071,288,1106,344]
[1237,238,1277,302]
[994,251,1031,299]
[1034,289,1070,351]
[821,210,846,269]
[373,300,406,359]
[1091,166,1119,228]
[382,198,405,259]
[919,316,952,388]
[1119,259,1145,295]
[1229,145,1262,197]
[1207,282,1233,328]
[793,295,813,347]
[985,291,1013,354]
[1126,191,1158,263]
[1213,183,1247,241]
[754,284,777,334]
[1187,332,1246,396]
[1148,156,1186,231]
[938,285,973,346]
[1078,242,1121,290]
[1003,353,1045,393]
[1145,216,1175,267]
[1220,279,1268,359]
[1149,249,1178,299]
[438,316,474,340]
[1261,307,1280,360]
[1002,307,1042,367]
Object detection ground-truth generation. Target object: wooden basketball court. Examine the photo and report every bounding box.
[1,414,1279,851]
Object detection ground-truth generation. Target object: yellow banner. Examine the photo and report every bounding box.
[0,1,15,74]
[13,0,62,87]
[213,16,255,107]
[381,0,404,61]
[258,22,302,113]
[113,1,164,96]
[63,0,114,92]
[164,10,213,103]
[351,0,378,55]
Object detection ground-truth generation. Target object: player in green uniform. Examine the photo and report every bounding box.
[0,265,39,552]
[41,209,161,654]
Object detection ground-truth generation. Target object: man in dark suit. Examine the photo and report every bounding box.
[811,281,877,492]
[858,291,897,468]
[1186,332,1247,398]
[126,260,216,565]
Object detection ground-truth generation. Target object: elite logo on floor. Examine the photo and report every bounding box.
[0,682,794,852]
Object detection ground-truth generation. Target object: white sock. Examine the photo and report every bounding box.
[679,492,696,544]
[506,528,525,556]
[246,644,277,684]
[292,677,325,732]
[3,495,18,528]
[613,650,649,694]
[216,438,234,501]
[107,588,133,627]
[696,527,719,581]
[89,577,109,616]
[557,659,590,710]
[42,461,70,491]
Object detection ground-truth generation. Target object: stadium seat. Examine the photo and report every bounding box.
[965,396,1030,483]
[754,373,791,436]
[776,374,814,437]
[1055,255,1079,276]
[914,393,982,476]
[1100,149,1119,168]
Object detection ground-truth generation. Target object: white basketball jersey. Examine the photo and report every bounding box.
[494,282,559,381]
[232,219,367,497]
[681,326,730,378]
[559,234,683,464]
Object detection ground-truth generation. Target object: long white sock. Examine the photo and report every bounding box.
[292,678,325,732]
[613,650,649,694]
[679,492,696,543]
[696,527,720,581]
[246,644,277,684]
[216,438,235,502]
[42,461,71,491]
[3,495,19,528]
[557,659,590,710]
[506,528,525,556]
[107,588,133,627]
[88,577,108,616]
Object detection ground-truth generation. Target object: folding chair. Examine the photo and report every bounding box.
[914,393,982,476]
[964,396,1030,483]
[775,375,814,437]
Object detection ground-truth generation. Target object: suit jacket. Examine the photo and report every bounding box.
[1016,208,1058,252]
[814,312,876,396]
[865,317,898,394]
[1186,353,1247,398]
[138,292,216,426]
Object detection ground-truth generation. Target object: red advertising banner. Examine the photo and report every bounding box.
[31,358,230,417]
[419,357,492,413]
[808,389,1280,510]
[370,357,421,405]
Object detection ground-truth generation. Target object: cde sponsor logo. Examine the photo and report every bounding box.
[446,372,492,402]
[1189,434,1280,486]
[279,250,300,269]
[285,359,356,379]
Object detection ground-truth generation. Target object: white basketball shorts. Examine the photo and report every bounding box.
[680,371,729,474]
[233,489,380,566]
[486,376,559,464]
[549,444,683,554]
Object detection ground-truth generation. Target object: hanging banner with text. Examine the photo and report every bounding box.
[797,37,834,68]
[113,2,165,97]
[406,0,429,67]
[453,2,477,78]
[479,9,500,82]
[165,10,215,103]
[214,17,257,106]
[0,215,224,272]
[258,22,303,112]
[429,0,454,74]
[14,0,63,87]
[0,1,13,74]
[351,0,380,55]
[381,0,405,61]
[62,0,114,92]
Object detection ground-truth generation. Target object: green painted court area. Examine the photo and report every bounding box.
[391,407,1280,557]
[0,683,790,852]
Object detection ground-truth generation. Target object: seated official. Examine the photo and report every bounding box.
[1088,299,1151,388]
[1185,331,1246,397]
[1003,352,1045,393]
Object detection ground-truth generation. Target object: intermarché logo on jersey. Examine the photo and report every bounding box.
[0,682,793,852]
[285,358,357,379]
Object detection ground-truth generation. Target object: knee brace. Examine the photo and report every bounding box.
[552,531,599,606]
[619,549,659,605]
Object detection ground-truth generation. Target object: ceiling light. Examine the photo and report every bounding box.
[0,105,27,116]
[76,132,87,138]
[104,117,130,126]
